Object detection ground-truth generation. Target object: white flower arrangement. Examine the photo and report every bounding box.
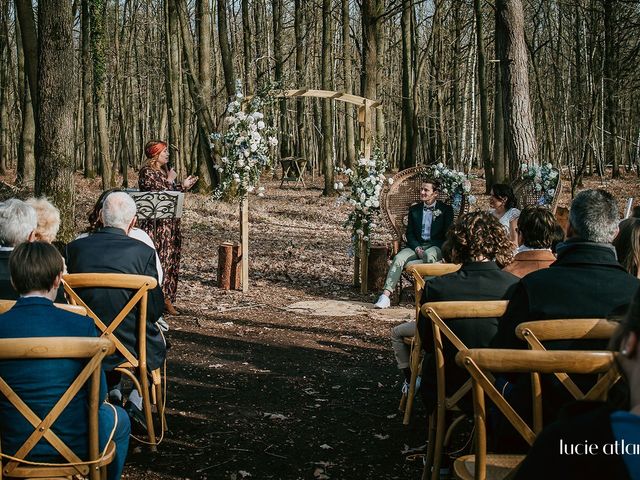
[210,81,278,200]
[426,163,476,211]
[520,163,559,206]
[335,147,389,254]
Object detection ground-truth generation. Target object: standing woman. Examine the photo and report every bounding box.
[138,141,198,315]
[489,183,520,245]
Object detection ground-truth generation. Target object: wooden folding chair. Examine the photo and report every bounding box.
[516,318,619,426]
[453,349,619,480]
[0,299,87,316]
[421,301,509,480]
[62,273,165,451]
[398,263,461,422]
[0,337,116,480]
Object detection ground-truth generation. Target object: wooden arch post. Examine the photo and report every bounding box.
[240,89,381,293]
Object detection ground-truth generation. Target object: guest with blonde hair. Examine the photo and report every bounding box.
[26,197,60,244]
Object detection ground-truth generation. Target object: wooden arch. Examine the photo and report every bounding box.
[268,89,382,161]
[239,89,382,293]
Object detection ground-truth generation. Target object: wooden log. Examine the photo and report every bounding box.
[217,242,234,290]
[231,243,242,290]
[367,244,389,293]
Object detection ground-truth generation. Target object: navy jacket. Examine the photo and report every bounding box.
[66,227,165,371]
[405,200,454,251]
[0,296,104,460]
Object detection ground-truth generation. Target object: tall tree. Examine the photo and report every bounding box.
[272,0,289,158]
[361,0,383,142]
[81,0,95,178]
[196,0,214,191]
[341,0,355,168]
[90,0,112,187]
[294,0,305,159]
[474,0,491,189]
[496,0,538,178]
[35,0,75,241]
[15,16,35,185]
[603,0,619,178]
[321,0,335,195]
[165,0,181,174]
[400,0,416,168]
[218,0,235,99]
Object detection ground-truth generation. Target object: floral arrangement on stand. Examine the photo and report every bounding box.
[336,148,391,255]
[210,81,278,200]
[519,163,559,206]
[425,163,476,211]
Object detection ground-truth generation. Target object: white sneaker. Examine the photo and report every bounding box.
[374,294,391,309]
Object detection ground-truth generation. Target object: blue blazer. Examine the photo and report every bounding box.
[0,296,104,460]
[405,200,454,251]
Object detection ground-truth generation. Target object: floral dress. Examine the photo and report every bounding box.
[138,166,184,303]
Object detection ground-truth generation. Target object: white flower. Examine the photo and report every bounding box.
[257,120,265,130]
[388,178,394,185]
[268,137,278,146]
[257,192,264,197]
[247,185,255,192]
[468,195,477,205]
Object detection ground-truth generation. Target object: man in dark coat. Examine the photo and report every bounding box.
[493,189,640,350]
[374,178,454,308]
[66,191,165,403]
[0,199,38,300]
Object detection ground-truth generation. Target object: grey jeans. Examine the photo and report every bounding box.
[390,321,416,369]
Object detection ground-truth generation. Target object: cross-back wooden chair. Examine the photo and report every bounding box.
[453,349,619,480]
[0,299,87,316]
[516,318,620,426]
[420,300,509,480]
[380,166,468,303]
[62,273,165,451]
[511,171,562,214]
[398,263,461,423]
[0,337,116,480]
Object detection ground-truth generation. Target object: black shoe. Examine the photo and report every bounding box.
[124,400,147,433]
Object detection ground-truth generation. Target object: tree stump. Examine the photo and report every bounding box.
[367,244,389,293]
[218,242,242,290]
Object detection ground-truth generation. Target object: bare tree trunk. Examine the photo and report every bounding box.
[272,0,289,158]
[400,0,416,168]
[241,0,253,94]
[14,0,37,108]
[90,0,113,187]
[81,0,95,178]
[165,0,181,174]
[603,0,619,178]
[196,0,214,191]
[321,0,335,196]
[497,0,538,178]
[35,0,75,241]
[341,0,355,168]
[14,12,35,185]
[361,0,383,140]
[474,0,491,190]
[493,4,506,183]
[218,0,235,99]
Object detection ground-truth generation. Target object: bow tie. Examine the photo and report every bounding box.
[423,204,436,211]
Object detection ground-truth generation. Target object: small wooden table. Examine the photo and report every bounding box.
[280,157,307,188]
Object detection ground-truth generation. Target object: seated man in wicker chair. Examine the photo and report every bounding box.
[374,178,454,309]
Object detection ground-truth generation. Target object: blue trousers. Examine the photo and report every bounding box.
[99,404,130,480]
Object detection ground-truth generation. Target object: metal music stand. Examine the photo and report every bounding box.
[127,190,184,229]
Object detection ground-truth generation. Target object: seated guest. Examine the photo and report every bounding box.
[25,197,61,244]
[0,199,37,299]
[25,197,66,302]
[614,217,640,278]
[493,189,640,350]
[502,206,558,278]
[513,286,640,480]
[489,183,520,245]
[389,212,518,406]
[0,242,130,480]
[374,178,454,309]
[79,188,163,285]
[65,191,165,424]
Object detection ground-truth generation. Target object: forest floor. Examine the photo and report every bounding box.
[5,167,640,480]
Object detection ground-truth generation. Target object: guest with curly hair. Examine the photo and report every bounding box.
[390,211,518,405]
[489,183,520,244]
[614,217,640,278]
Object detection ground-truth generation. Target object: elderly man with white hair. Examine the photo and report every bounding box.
[65,191,165,429]
[0,199,38,299]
